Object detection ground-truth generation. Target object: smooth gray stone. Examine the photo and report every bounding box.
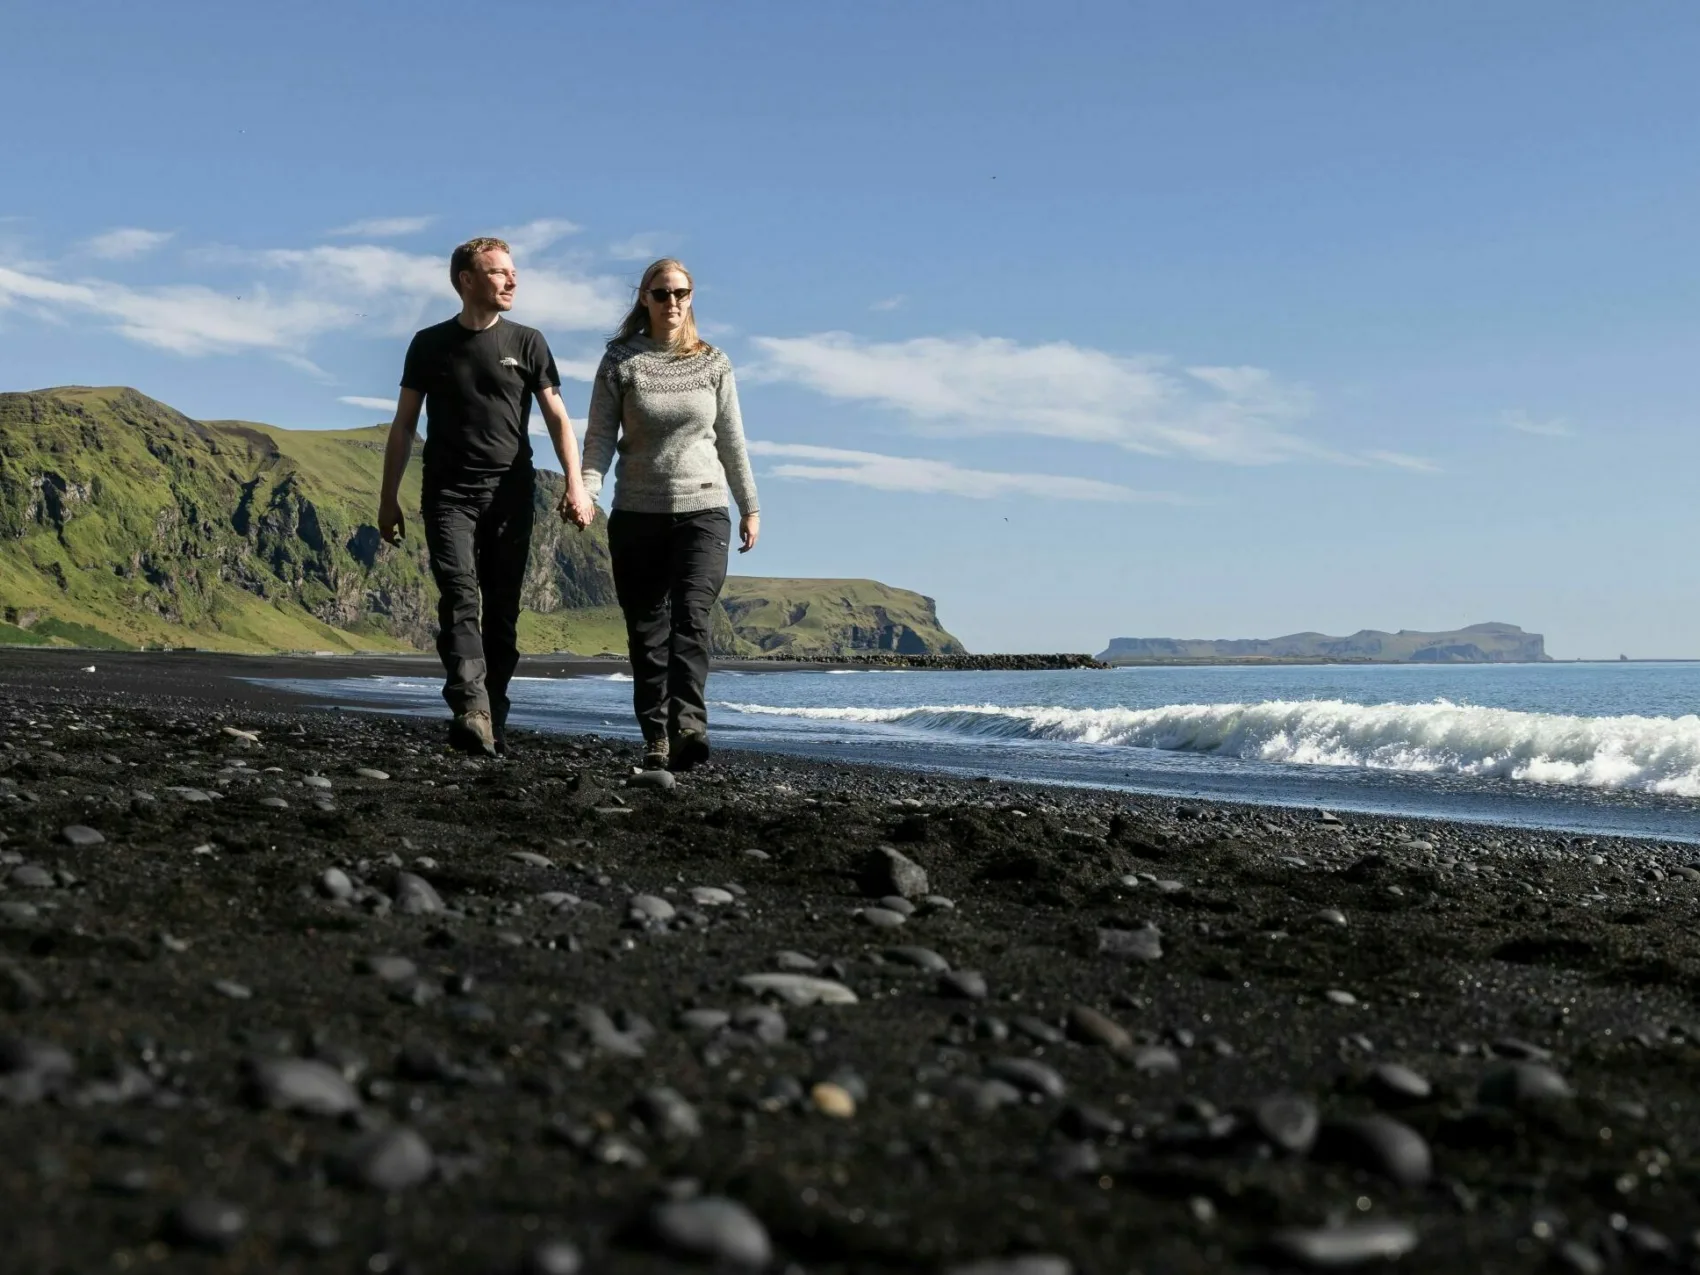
[1097,926,1163,961]
[317,868,354,900]
[1066,1006,1131,1053]
[628,769,677,791]
[1131,1046,1182,1075]
[0,902,38,922]
[1041,1140,1101,1178]
[1489,1037,1553,1062]
[0,1035,75,1103]
[861,845,928,899]
[9,865,55,889]
[1477,1061,1574,1109]
[334,1125,433,1192]
[946,1076,1025,1112]
[632,1086,702,1140]
[58,824,105,848]
[878,895,917,916]
[1254,1092,1320,1154]
[690,886,734,907]
[629,894,676,922]
[858,907,907,928]
[1317,1115,1432,1186]
[1367,1062,1432,1102]
[356,955,418,983]
[165,1197,248,1250]
[1554,1241,1606,1275]
[303,776,333,790]
[884,946,950,973]
[574,1005,650,1058]
[732,1005,788,1044]
[211,979,253,1000]
[509,851,554,868]
[259,797,290,810]
[737,973,857,1006]
[945,1256,1074,1275]
[247,1057,361,1117]
[938,970,989,1001]
[518,1239,584,1275]
[164,787,214,803]
[1013,1015,1065,1045]
[392,872,444,915]
[648,1196,772,1268]
[773,951,818,972]
[354,768,390,781]
[988,1057,1067,1100]
[1314,907,1348,926]
[1268,1219,1419,1268]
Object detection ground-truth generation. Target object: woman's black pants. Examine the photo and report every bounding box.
[607,508,730,744]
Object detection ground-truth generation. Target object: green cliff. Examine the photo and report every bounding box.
[0,386,963,658]
[1098,623,1550,665]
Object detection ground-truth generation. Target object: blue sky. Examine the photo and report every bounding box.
[3,1,1697,658]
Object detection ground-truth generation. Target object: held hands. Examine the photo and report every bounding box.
[559,481,596,530]
[378,495,406,546]
[739,512,760,553]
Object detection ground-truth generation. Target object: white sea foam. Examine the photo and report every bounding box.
[714,698,1700,797]
[594,672,634,682]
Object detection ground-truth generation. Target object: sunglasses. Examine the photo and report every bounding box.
[647,287,692,303]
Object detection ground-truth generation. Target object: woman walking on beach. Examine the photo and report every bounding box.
[582,259,760,772]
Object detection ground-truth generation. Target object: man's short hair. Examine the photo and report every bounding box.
[450,237,511,296]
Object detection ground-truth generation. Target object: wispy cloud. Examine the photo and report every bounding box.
[338,395,397,413]
[555,357,600,382]
[746,441,1182,503]
[1365,449,1442,474]
[749,333,1327,466]
[497,219,580,256]
[1504,409,1574,438]
[82,228,173,260]
[328,215,434,238]
[870,295,905,312]
[0,232,627,361]
[608,232,673,262]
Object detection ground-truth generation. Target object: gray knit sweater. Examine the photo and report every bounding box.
[581,336,760,516]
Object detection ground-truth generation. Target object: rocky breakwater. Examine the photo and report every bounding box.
[0,681,1699,1270]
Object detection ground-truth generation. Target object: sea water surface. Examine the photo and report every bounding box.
[260,662,1700,844]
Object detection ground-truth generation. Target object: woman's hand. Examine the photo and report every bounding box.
[560,481,596,529]
[739,511,760,553]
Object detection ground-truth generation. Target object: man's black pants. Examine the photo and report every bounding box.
[422,469,535,727]
[607,508,730,744]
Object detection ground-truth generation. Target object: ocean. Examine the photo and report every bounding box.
[260,661,1700,844]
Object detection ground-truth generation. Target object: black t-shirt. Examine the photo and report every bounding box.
[400,317,560,484]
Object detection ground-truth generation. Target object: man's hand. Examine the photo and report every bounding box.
[739,511,760,553]
[378,495,406,545]
[557,481,596,530]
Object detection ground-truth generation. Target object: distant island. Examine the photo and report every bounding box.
[1098,622,1550,666]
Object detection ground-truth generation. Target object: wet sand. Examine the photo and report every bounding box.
[1,648,1698,1272]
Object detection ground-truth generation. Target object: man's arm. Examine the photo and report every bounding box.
[378,388,425,545]
[536,385,594,528]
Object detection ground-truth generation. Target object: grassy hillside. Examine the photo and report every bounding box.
[0,387,964,658]
[720,576,965,656]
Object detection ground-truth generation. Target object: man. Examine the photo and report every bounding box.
[378,236,594,757]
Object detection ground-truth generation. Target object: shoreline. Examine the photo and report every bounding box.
[2,651,1700,1269]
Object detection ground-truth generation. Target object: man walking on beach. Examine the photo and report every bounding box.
[378,237,595,757]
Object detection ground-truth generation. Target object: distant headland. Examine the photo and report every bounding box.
[1098,622,1550,666]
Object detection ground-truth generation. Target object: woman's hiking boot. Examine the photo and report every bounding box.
[448,709,498,758]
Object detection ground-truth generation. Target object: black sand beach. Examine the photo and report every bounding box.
[1,648,1698,1273]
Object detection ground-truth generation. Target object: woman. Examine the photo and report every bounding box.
[582,258,760,772]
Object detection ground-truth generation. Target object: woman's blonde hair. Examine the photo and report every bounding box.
[611,258,708,355]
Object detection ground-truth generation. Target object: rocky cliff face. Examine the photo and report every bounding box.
[717,577,966,657]
[0,387,964,658]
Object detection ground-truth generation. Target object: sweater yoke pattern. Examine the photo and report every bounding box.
[602,341,731,395]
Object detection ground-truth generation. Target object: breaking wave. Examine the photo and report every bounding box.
[714,698,1700,797]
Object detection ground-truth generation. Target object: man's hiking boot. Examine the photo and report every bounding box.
[670,729,710,773]
[448,709,498,758]
[641,736,670,771]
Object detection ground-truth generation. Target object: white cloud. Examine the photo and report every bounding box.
[1504,409,1573,438]
[82,228,174,260]
[0,230,627,361]
[328,215,434,238]
[497,218,581,256]
[338,395,397,413]
[870,295,905,312]
[608,232,673,262]
[555,357,600,382]
[746,441,1182,503]
[1365,449,1442,474]
[748,333,1330,466]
